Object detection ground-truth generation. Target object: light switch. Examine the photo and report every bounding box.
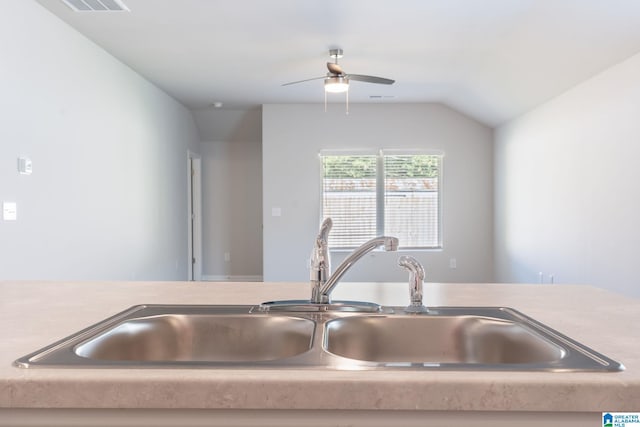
[18,157,32,175]
[271,207,282,217]
[3,202,17,221]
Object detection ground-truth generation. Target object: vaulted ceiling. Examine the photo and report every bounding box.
[35,0,640,127]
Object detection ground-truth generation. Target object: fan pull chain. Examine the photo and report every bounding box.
[346,89,349,115]
[324,90,327,113]
[324,88,349,114]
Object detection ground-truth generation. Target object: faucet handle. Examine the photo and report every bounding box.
[398,256,428,313]
[318,218,333,241]
[310,218,333,301]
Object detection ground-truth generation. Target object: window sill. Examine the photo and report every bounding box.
[329,247,443,253]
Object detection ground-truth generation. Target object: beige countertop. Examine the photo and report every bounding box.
[0,280,639,412]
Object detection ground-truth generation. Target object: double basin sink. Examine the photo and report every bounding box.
[15,304,623,371]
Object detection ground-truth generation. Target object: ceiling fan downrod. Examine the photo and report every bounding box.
[329,48,344,60]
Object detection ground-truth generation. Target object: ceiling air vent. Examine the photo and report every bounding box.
[61,0,129,12]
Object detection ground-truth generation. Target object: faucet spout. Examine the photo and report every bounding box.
[314,235,399,304]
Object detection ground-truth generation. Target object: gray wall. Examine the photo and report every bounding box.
[194,108,263,280]
[0,1,201,280]
[494,52,640,298]
[262,103,494,283]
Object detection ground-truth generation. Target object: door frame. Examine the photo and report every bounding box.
[187,151,202,281]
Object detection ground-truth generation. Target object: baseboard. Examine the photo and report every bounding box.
[201,275,263,282]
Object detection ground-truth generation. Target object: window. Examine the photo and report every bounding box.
[320,151,442,249]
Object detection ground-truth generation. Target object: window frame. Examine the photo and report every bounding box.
[319,149,444,250]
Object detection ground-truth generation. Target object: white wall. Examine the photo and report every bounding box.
[194,109,263,280]
[0,1,200,280]
[494,52,640,297]
[262,103,494,283]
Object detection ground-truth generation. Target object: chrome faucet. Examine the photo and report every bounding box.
[398,255,428,313]
[310,219,399,304]
[259,218,399,312]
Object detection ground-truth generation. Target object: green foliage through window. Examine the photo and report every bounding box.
[322,156,376,179]
[384,155,439,178]
[323,155,439,179]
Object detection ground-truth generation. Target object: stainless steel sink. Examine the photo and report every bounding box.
[324,315,564,364]
[14,305,624,371]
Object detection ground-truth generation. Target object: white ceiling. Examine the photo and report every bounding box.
[34,0,640,127]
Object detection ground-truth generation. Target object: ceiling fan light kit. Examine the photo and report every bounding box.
[283,49,394,113]
[324,76,349,93]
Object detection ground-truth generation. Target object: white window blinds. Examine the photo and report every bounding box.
[383,154,441,248]
[321,154,378,248]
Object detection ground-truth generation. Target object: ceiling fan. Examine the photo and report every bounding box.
[283,49,394,112]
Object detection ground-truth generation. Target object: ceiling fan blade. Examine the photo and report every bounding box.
[327,62,344,75]
[346,74,395,85]
[282,76,326,86]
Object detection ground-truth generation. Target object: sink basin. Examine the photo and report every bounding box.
[15,305,316,368]
[14,305,623,371]
[75,314,314,362]
[324,315,565,364]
